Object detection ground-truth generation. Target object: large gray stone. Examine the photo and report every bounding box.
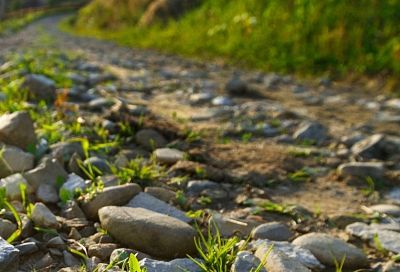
[140,258,201,272]
[126,192,189,223]
[0,111,36,150]
[81,183,141,220]
[292,233,368,269]
[0,145,34,178]
[337,162,385,179]
[23,157,68,190]
[0,237,19,272]
[22,74,56,102]
[98,206,196,258]
[365,204,400,217]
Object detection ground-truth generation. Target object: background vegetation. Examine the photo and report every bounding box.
[67,0,400,90]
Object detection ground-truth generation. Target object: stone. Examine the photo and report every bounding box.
[62,200,87,219]
[0,173,33,200]
[225,77,248,95]
[255,245,310,272]
[22,74,56,102]
[50,142,84,163]
[135,129,167,150]
[231,251,266,272]
[61,173,88,194]
[351,134,386,160]
[81,183,141,220]
[37,183,59,203]
[250,239,324,270]
[0,145,34,178]
[63,250,81,267]
[0,219,16,239]
[337,162,385,179]
[346,222,400,253]
[98,206,196,258]
[31,202,59,229]
[88,243,118,261]
[292,232,368,269]
[251,222,293,241]
[144,186,176,203]
[209,213,258,237]
[293,121,327,144]
[23,157,68,190]
[153,148,184,164]
[84,157,111,174]
[88,97,115,111]
[139,258,201,272]
[47,236,66,249]
[0,237,19,271]
[383,260,400,272]
[365,204,400,217]
[126,192,189,223]
[186,180,220,196]
[0,111,36,150]
[15,242,38,255]
[212,96,234,106]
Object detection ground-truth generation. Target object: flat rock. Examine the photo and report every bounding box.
[292,232,368,269]
[0,145,34,178]
[144,186,176,203]
[98,206,196,258]
[365,204,400,217]
[293,121,327,144]
[346,222,400,253]
[337,162,385,179]
[126,192,189,223]
[81,183,141,220]
[139,258,201,272]
[23,157,68,190]
[0,173,33,200]
[135,129,167,150]
[88,243,118,261]
[251,222,293,241]
[31,202,59,229]
[22,74,56,102]
[186,180,220,196]
[0,237,19,272]
[351,134,386,160]
[255,244,311,272]
[231,251,266,272]
[153,148,184,164]
[250,239,324,270]
[0,111,36,150]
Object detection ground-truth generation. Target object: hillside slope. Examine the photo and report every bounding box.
[71,0,400,91]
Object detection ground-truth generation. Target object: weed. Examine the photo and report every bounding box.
[189,223,245,272]
[333,255,346,272]
[288,168,312,182]
[241,132,252,143]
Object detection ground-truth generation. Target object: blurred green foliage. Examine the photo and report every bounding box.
[68,0,400,88]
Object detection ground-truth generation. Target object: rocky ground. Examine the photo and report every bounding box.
[0,15,399,272]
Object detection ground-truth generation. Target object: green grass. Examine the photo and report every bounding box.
[0,11,46,35]
[65,0,400,92]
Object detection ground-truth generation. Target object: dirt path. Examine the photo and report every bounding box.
[1,16,399,217]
